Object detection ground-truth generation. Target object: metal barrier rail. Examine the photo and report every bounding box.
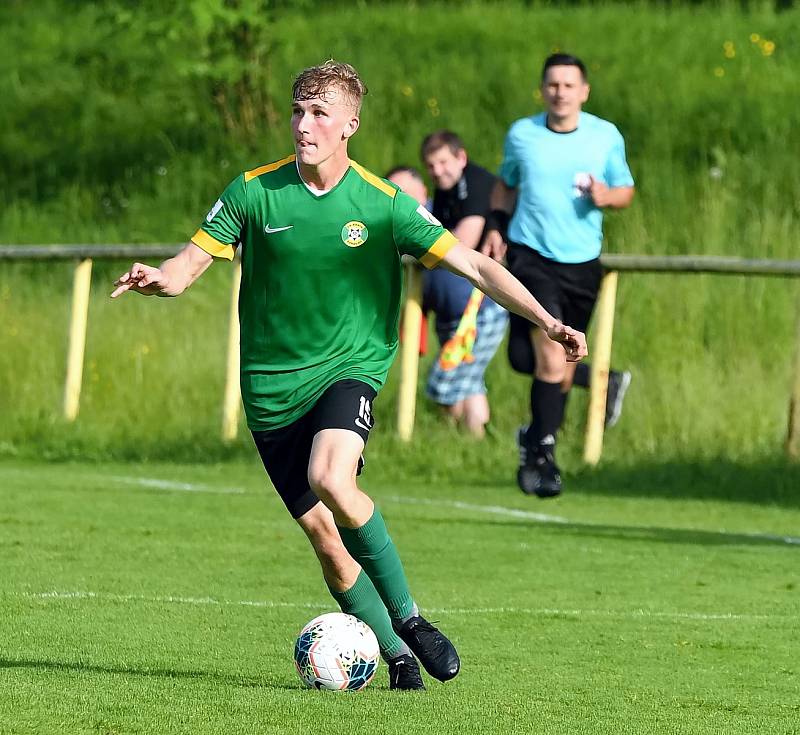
[398,255,800,463]
[3,244,800,460]
[4,245,800,276]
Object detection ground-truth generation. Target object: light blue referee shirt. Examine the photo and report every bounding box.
[499,111,634,263]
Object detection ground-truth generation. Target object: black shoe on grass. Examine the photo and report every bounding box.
[531,452,562,498]
[393,615,460,682]
[388,653,426,690]
[516,430,562,498]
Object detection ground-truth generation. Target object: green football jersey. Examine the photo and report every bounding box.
[192,154,457,431]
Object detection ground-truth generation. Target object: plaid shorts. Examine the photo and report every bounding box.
[426,302,508,405]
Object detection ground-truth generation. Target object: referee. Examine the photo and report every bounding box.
[483,53,635,498]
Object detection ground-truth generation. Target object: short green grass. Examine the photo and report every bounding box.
[2,459,798,734]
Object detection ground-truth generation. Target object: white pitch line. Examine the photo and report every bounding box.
[424,606,785,621]
[20,591,796,622]
[383,495,800,547]
[108,476,245,495]
[385,495,568,524]
[28,590,324,610]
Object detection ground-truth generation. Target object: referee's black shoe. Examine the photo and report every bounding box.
[517,429,562,498]
[393,615,460,682]
[388,653,425,690]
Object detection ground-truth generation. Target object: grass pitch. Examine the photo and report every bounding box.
[1,459,798,734]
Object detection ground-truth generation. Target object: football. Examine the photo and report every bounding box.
[293,612,380,691]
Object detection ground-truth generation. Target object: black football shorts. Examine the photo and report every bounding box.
[250,379,377,519]
[506,244,603,371]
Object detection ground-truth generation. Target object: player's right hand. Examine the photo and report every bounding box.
[480,229,507,262]
[111,263,168,298]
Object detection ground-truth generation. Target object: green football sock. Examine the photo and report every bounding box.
[328,570,408,659]
[337,509,415,621]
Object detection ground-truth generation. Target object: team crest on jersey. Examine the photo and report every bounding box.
[341,220,369,248]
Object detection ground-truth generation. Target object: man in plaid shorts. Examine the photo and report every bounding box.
[420,131,509,438]
[388,157,507,438]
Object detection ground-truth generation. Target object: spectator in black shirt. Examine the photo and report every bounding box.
[416,131,509,437]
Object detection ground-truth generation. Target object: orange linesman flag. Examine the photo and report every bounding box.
[438,288,484,371]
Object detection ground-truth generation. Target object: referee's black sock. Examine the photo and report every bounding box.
[528,378,564,452]
[574,362,591,389]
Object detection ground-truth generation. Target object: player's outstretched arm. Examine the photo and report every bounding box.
[111,243,214,298]
[439,243,588,362]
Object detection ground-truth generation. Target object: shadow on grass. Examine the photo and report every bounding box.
[447,456,800,509]
[0,656,300,690]
[414,513,800,550]
[570,457,800,509]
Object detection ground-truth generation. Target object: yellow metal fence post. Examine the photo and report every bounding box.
[583,271,619,465]
[397,261,423,441]
[221,257,242,442]
[63,258,93,421]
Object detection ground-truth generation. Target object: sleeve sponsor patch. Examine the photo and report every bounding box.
[416,204,442,227]
[206,199,224,223]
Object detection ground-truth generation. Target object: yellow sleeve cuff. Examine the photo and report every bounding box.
[191,229,235,261]
[419,231,458,269]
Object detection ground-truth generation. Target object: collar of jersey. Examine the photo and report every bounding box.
[295,160,353,200]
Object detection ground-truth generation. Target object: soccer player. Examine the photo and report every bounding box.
[483,53,635,498]
[111,60,587,691]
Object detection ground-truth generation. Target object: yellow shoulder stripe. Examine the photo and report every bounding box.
[191,229,235,261]
[244,154,297,182]
[350,160,397,198]
[419,231,458,269]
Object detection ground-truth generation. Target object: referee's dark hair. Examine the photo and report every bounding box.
[420,130,465,160]
[541,53,588,82]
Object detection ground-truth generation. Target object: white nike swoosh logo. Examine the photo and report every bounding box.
[354,418,372,431]
[264,224,293,234]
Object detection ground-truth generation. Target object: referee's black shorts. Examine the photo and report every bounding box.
[250,379,377,519]
[506,243,603,350]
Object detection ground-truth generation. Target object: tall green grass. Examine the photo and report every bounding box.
[1,2,799,469]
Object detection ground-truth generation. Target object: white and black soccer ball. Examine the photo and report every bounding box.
[293,612,380,691]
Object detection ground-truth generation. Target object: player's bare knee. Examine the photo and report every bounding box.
[308,466,351,507]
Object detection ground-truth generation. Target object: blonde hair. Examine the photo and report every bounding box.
[292,60,368,113]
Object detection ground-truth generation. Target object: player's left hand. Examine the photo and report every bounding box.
[588,175,611,208]
[546,322,588,362]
